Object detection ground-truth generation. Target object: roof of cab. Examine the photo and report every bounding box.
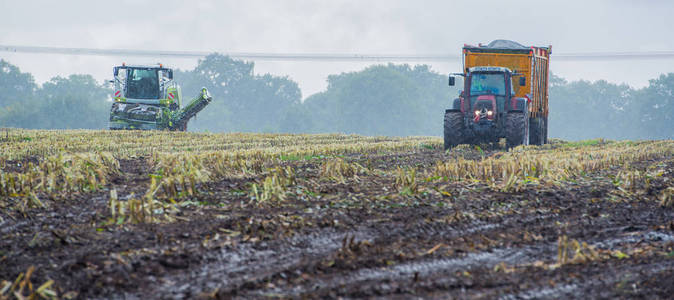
[468,66,512,73]
[115,64,171,69]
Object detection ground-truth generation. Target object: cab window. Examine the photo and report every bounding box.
[126,68,159,99]
[470,73,506,96]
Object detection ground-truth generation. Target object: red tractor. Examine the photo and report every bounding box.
[444,40,551,149]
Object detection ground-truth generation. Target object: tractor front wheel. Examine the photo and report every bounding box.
[506,112,529,149]
[444,111,464,150]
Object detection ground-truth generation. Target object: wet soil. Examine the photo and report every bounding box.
[1,148,673,299]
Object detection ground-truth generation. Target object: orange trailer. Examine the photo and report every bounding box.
[463,41,551,120]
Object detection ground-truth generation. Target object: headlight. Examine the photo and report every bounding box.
[487,111,493,116]
[474,110,480,116]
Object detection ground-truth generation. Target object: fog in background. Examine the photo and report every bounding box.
[1,0,673,96]
[0,0,673,140]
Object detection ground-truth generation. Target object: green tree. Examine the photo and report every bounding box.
[0,59,36,109]
[0,60,38,128]
[549,74,636,140]
[632,73,674,139]
[301,63,458,136]
[34,75,111,129]
[1,74,110,129]
[175,54,301,132]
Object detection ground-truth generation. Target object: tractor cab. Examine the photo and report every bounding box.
[463,67,522,118]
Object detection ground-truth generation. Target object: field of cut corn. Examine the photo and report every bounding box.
[1,128,673,299]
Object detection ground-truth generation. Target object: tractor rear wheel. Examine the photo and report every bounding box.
[443,111,464,150]
[506,112,529,149]
[529,117,544,145]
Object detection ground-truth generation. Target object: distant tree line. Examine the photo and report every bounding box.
[0,55,672,140]
[0,60,109,129]
[549,73,673,140]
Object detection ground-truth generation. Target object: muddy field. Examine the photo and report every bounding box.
[1,132,673,299]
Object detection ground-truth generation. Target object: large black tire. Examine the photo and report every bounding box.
[506,112,529,149]
[443,111,464,150]
[529,117,544,145]
[543,116,548,144]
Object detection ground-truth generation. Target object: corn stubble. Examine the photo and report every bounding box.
[1,129,672,297]
[1,131,671,216]
[433,140,672,192]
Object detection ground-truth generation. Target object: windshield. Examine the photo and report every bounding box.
[126,68,159,99]
[470,73,506,96]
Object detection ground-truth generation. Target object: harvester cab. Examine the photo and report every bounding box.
[109,64,212,131]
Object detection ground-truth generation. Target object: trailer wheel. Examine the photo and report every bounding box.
[529,117,544,145]
[443,111,464,150]
[543,116,548,144]
[506,112,529,149]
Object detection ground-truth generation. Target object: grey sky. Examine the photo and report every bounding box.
[1,0,673,98]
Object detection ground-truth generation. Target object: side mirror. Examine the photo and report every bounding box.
[519,76,526,86]
[448,76,455,86]
[168,70,173,79]
[113,67,119,76]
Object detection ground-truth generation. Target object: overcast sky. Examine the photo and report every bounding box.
[1,0,673,98]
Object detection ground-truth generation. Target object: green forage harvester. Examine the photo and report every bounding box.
[109,63,213,131]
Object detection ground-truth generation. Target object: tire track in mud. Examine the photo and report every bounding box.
[142,228,375,299]
[379,211,560,241]
[250,243,556,298]
[237,212,563,297]
[498,260,674,300]
[126,206,560,298]
[240,217,674,298]
[489,229,674,299]
[147,210,567,299]
[129,212,553,299]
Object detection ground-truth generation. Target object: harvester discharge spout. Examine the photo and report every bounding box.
[169,88,212,131]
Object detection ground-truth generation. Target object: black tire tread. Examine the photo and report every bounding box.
[543,116,548,144]
[529,117,543,146]
[444,111,464,150]
[506,112,528,148]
